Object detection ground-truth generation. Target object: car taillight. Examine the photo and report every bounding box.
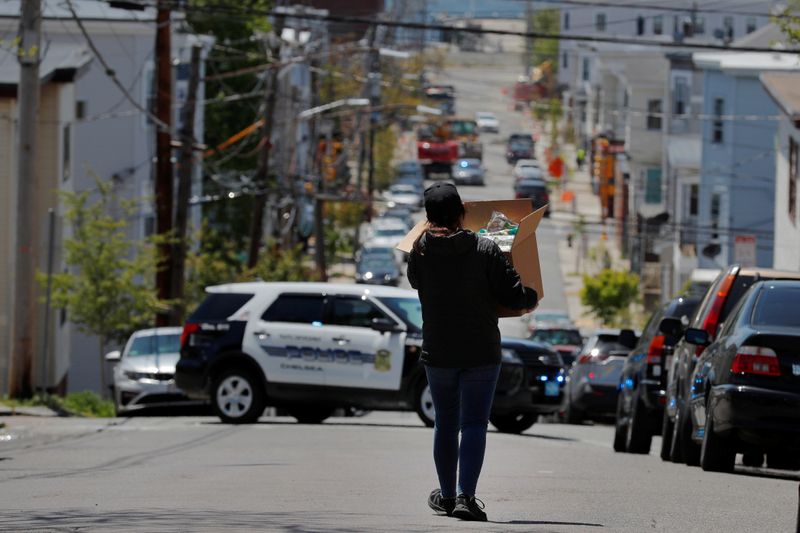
[577,353,592,364]
[647,335,665,364]
[180,323,200,349]
[731,346,780,376]
[702,270,737,338]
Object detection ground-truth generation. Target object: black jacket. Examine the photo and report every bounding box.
[407,229,538,368]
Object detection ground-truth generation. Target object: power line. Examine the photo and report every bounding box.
[520,0,786,20]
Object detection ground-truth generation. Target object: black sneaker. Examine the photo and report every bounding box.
[428,489,456,516]
[452,495,487,522]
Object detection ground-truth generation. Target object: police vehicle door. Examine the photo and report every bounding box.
[247,293,328,386]
[322,295,405,390]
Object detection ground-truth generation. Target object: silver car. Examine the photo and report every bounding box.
[107,327,204,414]
[451,158,486,186]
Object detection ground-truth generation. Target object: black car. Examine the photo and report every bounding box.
[529,327,583,366]
[613,296,700,454]
[514,178,550,216]
[684,280,800,472]
[491,338,566,433]
[506,134,534,165]
[355,255,401,286]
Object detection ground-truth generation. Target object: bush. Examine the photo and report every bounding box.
[1,391,115,418]
[580,268,640,326]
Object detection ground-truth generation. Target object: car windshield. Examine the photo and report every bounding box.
[374,228,406,238]
[457,160,480,169]
[751,286,800,327]
[531,329,583,345]
[378,297,422,333]
[359,258,395,272]
[510,141,532,151]
[127,334,180,357]
[518,179,546,188]
[390,185,416,194]
[534,313,569,323]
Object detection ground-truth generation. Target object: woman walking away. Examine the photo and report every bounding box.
[408,183,538,522]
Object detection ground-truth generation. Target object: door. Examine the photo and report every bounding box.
[244,293,328,386]
[323,295,405,390]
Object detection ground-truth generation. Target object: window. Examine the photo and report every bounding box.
[378,297,422,333]
[689,184,699,216]
[694,16,705,34]
[752,286,800,328]
[582,57,590,81]
[75,100,86,120]
[790,137,798,225]
[673,76,689,116]
[645,168,662,203]
[673,15,679,35]
[746,17,757,34]
[330,297,386,328]
[128,334,181,357]
[190,293,254,321]
[710,193,721,239]
[144,215,155,237]
[724,17,734,40]
[562,51,568,69]
[564,12,570,30]
[647,99,662,130]
[62,124,71,182]
[653,15,663,35]
[636,15,644,35]
[595,13,606,32]
[712,98,724,143]
[262,294,325,324]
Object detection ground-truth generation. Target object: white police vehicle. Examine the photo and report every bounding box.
[176,282,566,431]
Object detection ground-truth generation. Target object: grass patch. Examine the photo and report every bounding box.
[1,391,114,418]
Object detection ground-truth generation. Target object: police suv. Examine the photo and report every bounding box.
[175,282,565,431]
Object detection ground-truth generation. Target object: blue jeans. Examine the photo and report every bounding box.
[424,364,501,498]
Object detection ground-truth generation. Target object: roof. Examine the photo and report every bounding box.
[693,51,800,74]
[0,43,91,94]
[731,23,787,50]
[0,0,156,21]
[761,72,800,125]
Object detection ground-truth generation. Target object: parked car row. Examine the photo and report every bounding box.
[613,264,800,474]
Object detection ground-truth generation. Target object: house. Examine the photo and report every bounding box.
[0,44,91,395]
[0,1,210,395]
[762,72,800,271]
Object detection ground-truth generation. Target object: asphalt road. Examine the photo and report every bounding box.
[1,412,798,532]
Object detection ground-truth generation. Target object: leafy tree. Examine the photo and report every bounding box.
[40,181,165,395]
[580,269,641,326]
[238,241,319,282]
[183,221,244,315]
[531,9,560,71]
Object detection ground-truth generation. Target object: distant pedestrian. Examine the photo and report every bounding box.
[576,148,586,171]
[408,183,538,522]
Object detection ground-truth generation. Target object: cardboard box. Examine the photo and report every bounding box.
[397,199,547,317]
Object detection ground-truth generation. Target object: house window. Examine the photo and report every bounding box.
[673,15,679,35]
[75,100,86,120]
[712,98,724,143]
[689,184,699,216]
[636,15,645,35]
[564,12,570,30]
[694,16,705,34]
[645,168,662,203]
[62,124,71,182]
[653,15,663,35]
[596,13,606,32]
[790,137,798,225]
[647,99,662,130]
[673,76,689,116]
[724,17,734,40]
[144,215,155,237]
[710,193,721,239]
[746,17,757,33]
[582,57,590,81]
[562,51,568,69]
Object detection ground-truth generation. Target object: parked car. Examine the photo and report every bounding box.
[613,295,700,455]
[380,205,414,228]
[562,329,638,423]
[451,158,486,186]
[383,183,423,211]
[512,159,540,179]
[663,265,800,465]
[506,134,534,164]
[394,160,424,177]
[108,327,205,414]
[529,327,583,366]
[475,111,500,133]
[355,254,401,286]
[525,309,572,331]
[513,178,550,216]
[684,280,800,472]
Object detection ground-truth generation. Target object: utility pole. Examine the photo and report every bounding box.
[9,0,42,398]
[366,29,381,223]
[525,0,534,77]
[171,44,202,322]
[154,0,173,326]
[247,12,286,268]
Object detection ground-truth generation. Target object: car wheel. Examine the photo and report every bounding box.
[660,412,674,462]
[613,394,628,452]
[212,368,265,424]
[741,452,764,468]
[415,380,435,428]
[288,406,334,424]
[766,452,800,471]
[669,408,684,463]
[489,413,537,434]
[680,405,701,466]
[626,397,653,454]
[700,412,735,473]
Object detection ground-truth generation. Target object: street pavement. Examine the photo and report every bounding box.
[2,56,799,533]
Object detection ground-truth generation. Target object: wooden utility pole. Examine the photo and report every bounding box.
[366,36,381,223]
[171,44,202,322]
[247,14,286,268]
[525,0,534,77]
[9,0,42,398]
[154,0,173,326]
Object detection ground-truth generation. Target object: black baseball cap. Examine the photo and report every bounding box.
[424,182,464,226]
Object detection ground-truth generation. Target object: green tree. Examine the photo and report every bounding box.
[183,221,244,315]
[531,9,561,70]
[40,181,165,395]
[580,268,641,326]
[239,241,318,283]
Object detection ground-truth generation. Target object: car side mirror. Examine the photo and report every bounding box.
[105,350,121,362]
[659,317,683,338]
[684,328,710,347]
[618,329,637,349]
[371,317,403,334]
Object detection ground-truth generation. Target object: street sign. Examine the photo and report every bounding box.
[734,235,757,267]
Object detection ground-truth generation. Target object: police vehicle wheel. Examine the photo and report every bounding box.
[212,368,265,424]
[288,406,333,424]
[415,382,435,428]
[489,413,537,434]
